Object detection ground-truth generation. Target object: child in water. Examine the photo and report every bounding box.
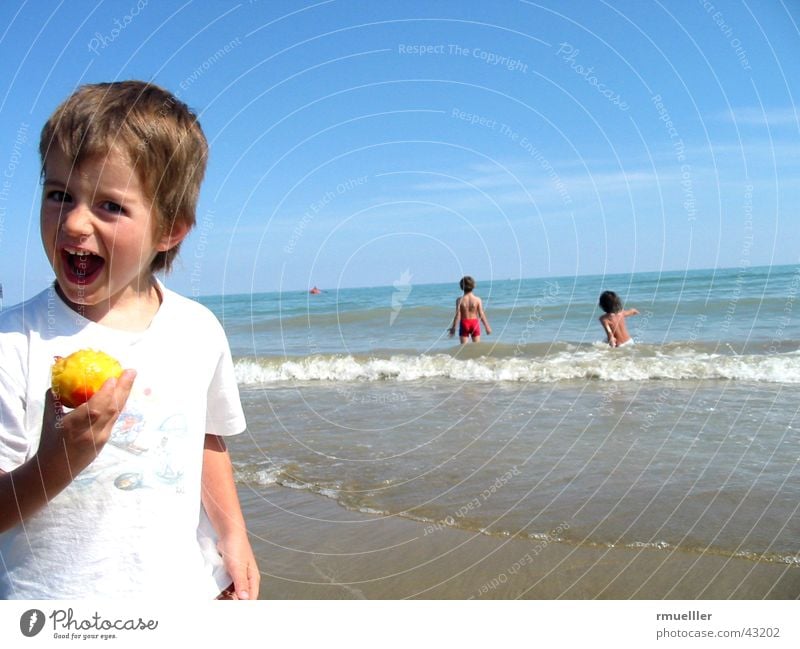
[598,290,638,347]
[449,276,492,343]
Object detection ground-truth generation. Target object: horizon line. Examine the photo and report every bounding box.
[188,261,799,300]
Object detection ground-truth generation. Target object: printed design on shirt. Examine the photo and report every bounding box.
[110,411,147,454]
[113,472,143,490]
[65,378,193,496]
[107,409,189,493]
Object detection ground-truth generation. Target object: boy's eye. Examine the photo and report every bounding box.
[101,201,125,215]
[47,190,71,204]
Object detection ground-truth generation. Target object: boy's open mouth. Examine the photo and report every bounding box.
[61,248,105,285]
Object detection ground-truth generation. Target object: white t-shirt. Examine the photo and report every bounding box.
[0,283,246,599]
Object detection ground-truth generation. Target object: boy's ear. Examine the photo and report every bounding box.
[156,220,191,252]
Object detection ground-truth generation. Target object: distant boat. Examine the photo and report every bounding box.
[309,286,321,295]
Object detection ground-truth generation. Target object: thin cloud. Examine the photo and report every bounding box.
[412,166,663,196]
[720,107,799,127]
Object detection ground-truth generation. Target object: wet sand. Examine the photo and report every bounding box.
[241,487,799,600]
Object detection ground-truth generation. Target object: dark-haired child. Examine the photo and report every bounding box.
[598,290,638,347]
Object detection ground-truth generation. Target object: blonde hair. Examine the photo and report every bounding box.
[39,81,208,272]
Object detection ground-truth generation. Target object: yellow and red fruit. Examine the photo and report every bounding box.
[51,349,123,408]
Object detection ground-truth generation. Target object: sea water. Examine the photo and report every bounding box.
[202,265,800,568]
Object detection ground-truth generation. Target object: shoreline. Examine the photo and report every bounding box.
[241,486,799,600]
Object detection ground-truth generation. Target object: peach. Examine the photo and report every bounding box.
[51,349,123,408]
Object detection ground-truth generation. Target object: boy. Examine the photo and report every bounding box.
[448,276,491,344]
[0,82,259,599]
[598,290,639,347]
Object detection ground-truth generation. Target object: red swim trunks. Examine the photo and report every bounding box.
[459,318,481,338]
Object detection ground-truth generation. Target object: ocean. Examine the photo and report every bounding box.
[203,265,800,598]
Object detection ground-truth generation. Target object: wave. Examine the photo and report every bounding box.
[235,462,799,566]
[234,346,800,385]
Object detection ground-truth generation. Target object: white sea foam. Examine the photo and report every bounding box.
[235,349,800,385]
[235,465,282,486]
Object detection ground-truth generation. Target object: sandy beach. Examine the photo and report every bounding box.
[242,486,799,600]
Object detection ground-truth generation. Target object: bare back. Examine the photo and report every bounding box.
[599,310,636,346]
[458,293,482,319]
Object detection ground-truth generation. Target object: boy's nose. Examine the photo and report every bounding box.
[59,204,93,237]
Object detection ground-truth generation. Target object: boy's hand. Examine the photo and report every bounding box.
[37,370,136,475]
[448,327,455,337]
[217,534,260,600]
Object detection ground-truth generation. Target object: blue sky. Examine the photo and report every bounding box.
[0,0,798,302]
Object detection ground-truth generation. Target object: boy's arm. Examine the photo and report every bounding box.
[448,298,461,336]
[478,299,491,335]
[624,308,639,317]
[202,434,260,600]
[0,373,135,534]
